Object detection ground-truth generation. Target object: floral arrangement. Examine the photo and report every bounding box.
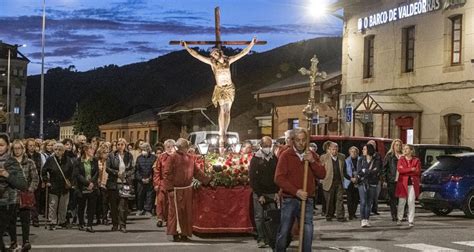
[196,152,251,188]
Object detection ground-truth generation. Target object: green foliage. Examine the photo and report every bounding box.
[73,93,127,139]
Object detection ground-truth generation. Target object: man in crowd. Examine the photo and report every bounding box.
[25,138,43,227]
[368,140,382,215]
[249,136,279,248]
[274,128,326,251]
[153,139,175,227]
[163,138,211,242]
[320,142,350,222]
[135,142,156,217]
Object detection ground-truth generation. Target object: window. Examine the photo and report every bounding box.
[144,131,148,141]
[447,114,461,145]
[15,88,21,96]
[288,118,299,129]
[450,15,462,65]
[363,35,375,78]
[130,131,134,142]
[122,131,125,137]
[402,26,415,72]
[13,107,20,114]
[137,131,141,140]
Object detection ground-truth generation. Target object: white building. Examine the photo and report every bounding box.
[339,0,473,146]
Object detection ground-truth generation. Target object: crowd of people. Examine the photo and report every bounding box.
[248,129,421,251]
[0,129,421,252]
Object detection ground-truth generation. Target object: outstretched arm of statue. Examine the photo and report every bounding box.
[229,37,256,64]
[181,41,211,65]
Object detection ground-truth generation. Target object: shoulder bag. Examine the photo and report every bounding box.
[53,156,72,190]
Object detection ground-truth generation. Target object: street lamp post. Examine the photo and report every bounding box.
[40,0,46,139]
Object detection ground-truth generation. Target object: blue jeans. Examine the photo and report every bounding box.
[275,197,314,252]
[358,184,377,220]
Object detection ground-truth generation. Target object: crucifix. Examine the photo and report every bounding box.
[170,7,266,154]
[297,55,326,252]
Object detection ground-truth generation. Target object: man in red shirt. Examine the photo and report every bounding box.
[153,139,175,227]
[274,128,326,251]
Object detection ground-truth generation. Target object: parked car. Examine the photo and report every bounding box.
[420,153,474,218]
[412,144,473,172]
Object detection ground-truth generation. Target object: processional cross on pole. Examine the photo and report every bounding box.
[297,55,326,252]
[170,7,266,154]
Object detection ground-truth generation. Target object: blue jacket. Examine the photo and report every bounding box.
[344,156,362,189]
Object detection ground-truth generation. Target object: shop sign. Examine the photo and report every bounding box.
[358,0,442,32]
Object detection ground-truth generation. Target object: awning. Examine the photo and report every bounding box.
[354,93,423,113]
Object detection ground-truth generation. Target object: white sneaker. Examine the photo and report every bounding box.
[396,220,402,226]
[366,220,371,227]
[408,222,414,227]
[361,219,367,227]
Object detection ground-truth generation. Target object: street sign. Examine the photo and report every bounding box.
[312,115,319,125]
[345,106,353,123]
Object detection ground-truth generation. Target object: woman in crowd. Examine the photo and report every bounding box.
[42,143,74,230]
[40,139,56,167]
[9,140,39,251]
[97,146,110,225]
[396,144,421,227]
[383,139,403,221]
[75,143,99,232]
[356,144,382,227]
[0,134,27,251]
[106,138,134,233]
[24,138,43,227]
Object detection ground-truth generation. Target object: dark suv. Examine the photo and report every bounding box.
[420,153,474,218]
[411,144,473,172]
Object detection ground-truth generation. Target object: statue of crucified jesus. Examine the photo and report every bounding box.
[181,38,256,150]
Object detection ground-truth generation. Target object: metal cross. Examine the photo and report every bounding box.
[169,7,267,49]
[299,55,327,122]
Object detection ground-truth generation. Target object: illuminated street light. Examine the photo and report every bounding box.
[308,0,344,20]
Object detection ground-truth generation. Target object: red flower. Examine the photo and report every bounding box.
[244,160,248,165]
[233,169,240,174]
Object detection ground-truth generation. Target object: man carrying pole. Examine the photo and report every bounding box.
[274,55,327,252]
[274,128,325,251]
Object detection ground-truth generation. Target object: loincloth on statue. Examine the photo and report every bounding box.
[212,84,235,108]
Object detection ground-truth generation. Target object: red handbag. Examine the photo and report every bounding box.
[19,191,36,209]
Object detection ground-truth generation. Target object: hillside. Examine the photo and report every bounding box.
[25,37,342,138]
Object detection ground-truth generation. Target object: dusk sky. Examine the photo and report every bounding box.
[0,0,342,75]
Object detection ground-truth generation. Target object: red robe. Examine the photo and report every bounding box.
[395,156,421,198]
[154,152,172,221]
[163,151,211,236]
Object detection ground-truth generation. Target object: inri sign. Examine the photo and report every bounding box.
[358,0,442,31]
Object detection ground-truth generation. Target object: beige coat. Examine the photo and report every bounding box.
[320,153,346,191]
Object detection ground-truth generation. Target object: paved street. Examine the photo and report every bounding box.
[17,206,474,252]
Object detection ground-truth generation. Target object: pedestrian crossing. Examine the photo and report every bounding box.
[335,241,474,252]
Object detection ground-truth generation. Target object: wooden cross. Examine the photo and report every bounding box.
[169,7,267,48]
[299,55,327,121]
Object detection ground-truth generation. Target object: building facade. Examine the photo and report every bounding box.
[0,41,29,139]
[254,70,342,138]
[59,120,76,141]
[340,0,473,147]
[99,108,159,144]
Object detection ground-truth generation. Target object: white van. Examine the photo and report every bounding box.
[187,131,240,147]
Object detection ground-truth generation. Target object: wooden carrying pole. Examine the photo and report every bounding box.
[298,55,326,252]
[298,128,310,252]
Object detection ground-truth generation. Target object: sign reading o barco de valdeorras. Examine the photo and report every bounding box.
[358,0,442,32]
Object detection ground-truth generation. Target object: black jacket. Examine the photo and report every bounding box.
[356,157,382,186]
[106,151,134,190]
[74,157,99,197]
[41,155,74,195]
[135,154,156,181]
[249,154,279,197]
[383,152,399,183]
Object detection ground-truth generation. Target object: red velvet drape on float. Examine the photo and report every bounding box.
[192,186,255,233]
